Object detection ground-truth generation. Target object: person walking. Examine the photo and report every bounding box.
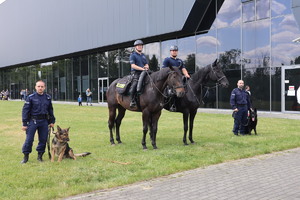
[86,88,92,106]
[129,39,149,108]
[21,80,55,163]
[230,80,252,136]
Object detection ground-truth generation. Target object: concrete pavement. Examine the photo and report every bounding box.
[61,102,300,200]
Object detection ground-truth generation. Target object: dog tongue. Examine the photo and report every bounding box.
[252,117,255,121]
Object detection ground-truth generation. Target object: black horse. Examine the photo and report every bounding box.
[164,59,229,145]
[107,66,185,150]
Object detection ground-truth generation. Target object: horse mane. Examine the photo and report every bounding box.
[191,64,211,82]
[149,67,171,82]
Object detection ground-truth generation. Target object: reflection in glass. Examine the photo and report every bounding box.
[214,0,241,28]
[196,30,217,68]
[243,1,255,22]
[257,0,270,20]
[178,36,196,74]
[271,67,281,111]
[271,0,292,17]
[144,42,160,71]
[271,15,300,67]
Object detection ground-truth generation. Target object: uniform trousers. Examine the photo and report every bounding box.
[22,119,48,154]
[232,105,248,135]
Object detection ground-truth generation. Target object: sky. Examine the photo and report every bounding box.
[0,0,6,4]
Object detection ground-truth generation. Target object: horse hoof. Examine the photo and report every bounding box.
[153,146,158,150]
[184,143,189,146]
[143,148,148,151]
[111,144,116,146]
[190,142,195,145]
[118,141,122,144]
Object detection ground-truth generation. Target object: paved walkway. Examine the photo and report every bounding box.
[61,102,300,200]
[66,148,300,200]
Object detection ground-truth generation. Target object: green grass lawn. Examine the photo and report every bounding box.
[0,100,299,200]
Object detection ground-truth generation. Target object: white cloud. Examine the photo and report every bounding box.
[272,0,287,15]
[196,36,220,47]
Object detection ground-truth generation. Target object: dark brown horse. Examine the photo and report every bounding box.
[164,59,229,145]
[107,67,185,150]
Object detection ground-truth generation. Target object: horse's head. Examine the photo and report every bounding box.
[209,59,229,88]
[167,66,185,97]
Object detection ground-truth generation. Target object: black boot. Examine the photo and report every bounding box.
[21,153,29,164]
[37,152,44,162]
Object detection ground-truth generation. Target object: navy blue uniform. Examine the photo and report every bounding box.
[129,51,148,72]
[22,92,55,154]
[230,88,251,135]
[162,57,185,70]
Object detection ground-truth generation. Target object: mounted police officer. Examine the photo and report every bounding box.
[162,45,190,111]
[129,39,149,108]
[21,80,55,164]
[230,80,252,136]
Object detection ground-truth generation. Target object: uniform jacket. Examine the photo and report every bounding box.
[230,88,251,110]
[162,57,186,70]
[22,92,55,126]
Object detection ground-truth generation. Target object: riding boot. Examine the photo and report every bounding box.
[37,152,44,162]
[130,93,136,108]
[21,153,29,164]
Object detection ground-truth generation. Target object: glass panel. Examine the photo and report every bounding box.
[284,68,300,111]
[257,0,270,20]
[271,67,281,111]
[243,1,255,22]
[73,57,81,99]
[217,25,242,109]
[65,59,73,101]
[196,30,217,68]
[98,52,108,77]
[119,48,132,76]
[178,35,196,74]
[144,42,160,71]
[89,54,98,102]
[107,50,119,82]
[271,0,292,17]
[58,60,66,101]
[214,0,241,28]
[271,15,300,67]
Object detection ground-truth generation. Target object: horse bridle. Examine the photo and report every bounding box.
[210,64,226,85]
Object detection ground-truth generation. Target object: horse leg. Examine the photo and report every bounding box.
[188,110,197,144]
[149,111,161,149]
[182,112,189,145]
[115,106,126,144]
[108,106,117,145]
[141,111,149,150]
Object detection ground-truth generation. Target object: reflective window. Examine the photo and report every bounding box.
[107,50,119,80]
[271,0,292,17]
[243,1,255,22]
[144,42,160,71]
[178,36,196,74]
[271,15,300,67]
[65,59,73,101]
[119,48,132,77]
[257,0,270,20]
[271,67,281,111]
[196,30,217,68]
[214,0,241,28]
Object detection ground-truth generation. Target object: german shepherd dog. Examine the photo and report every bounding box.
[245,108,258,135]
[51,126,91,162]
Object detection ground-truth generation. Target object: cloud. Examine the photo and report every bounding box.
[272,0,287,15]
[196,36,220,48]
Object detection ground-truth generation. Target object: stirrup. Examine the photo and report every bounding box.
[130,100,136,108]
[170,105,176,112]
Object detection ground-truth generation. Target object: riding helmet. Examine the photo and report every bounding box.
[170,45,178,51]
[134,40,144,46]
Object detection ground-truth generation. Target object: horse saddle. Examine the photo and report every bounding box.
[116,75,132,95]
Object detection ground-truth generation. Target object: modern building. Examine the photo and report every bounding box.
[0,0,300,112]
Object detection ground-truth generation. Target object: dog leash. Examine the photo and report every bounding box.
[47,126,54,159]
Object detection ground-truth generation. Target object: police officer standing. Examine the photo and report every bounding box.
[230,80,252,136]
[162,45,190,111]
[129,39,149,108]
[21,80,55,164]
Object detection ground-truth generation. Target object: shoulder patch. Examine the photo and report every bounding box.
[46,94,52,100]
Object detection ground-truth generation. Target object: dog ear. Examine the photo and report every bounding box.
[57,125,61,132]
[67,127,70,132]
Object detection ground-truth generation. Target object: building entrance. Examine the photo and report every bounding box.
[98,77,109,103]
[281,65,300,112]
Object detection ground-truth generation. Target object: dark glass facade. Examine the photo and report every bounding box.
[1,0,300,112]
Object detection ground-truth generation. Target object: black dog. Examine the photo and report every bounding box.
[245,108,258,135]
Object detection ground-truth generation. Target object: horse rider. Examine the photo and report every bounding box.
[230,80,252,136]
[21,80,55,163]
[162,45,190,111]
[129,39,149,108]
